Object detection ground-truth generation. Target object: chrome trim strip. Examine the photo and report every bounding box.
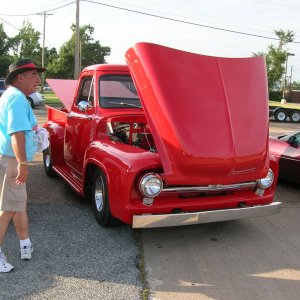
[132,202,281,228]
[162,181,257,193]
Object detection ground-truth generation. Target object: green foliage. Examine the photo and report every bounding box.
[12,20,42,64]
[253,29,295,91]
[0,23,14,77]
[269,90,282,101]
[42,92,60,104]
[274,29,294,48]
[0,21,110,80]
[292,81,300,90]
[46,24,111,79]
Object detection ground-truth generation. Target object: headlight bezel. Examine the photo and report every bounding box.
[139,173,163,198]
[257,169,274,189]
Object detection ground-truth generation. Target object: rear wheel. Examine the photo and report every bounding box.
[90,168,120,227]
[27,97,34,109]
[289,110,300,123]
[274,109,287,122]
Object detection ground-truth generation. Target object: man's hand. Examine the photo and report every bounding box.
[16,162,29,185]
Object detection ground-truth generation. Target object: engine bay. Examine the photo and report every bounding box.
[109,121,156,152]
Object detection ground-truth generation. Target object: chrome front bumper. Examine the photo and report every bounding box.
[132,202,281,228]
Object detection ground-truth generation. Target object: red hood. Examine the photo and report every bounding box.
[126,43,269,185]
[46,79,78,111]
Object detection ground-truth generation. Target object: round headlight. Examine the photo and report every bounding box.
[139,173,163,197]
[257,169,274,189]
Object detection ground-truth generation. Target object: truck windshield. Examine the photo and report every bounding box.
[99,75,142,108]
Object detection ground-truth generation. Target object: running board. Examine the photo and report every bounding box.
[53,165,83,194]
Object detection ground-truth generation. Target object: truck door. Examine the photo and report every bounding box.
[64,75,95,174]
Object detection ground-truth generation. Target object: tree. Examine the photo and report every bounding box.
[12,20,42,64]
[0,23,14,77]
[47,24,110,79]
[253,29,295,90]
[274,29,294,49]
[291,80,300,90]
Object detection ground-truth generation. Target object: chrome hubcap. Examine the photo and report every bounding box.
[45,154,50,168]
[277,112,286,121]
[94,176,104,213]
[291,113,300,122]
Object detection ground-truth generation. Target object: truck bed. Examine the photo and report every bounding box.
[46,104,68,125]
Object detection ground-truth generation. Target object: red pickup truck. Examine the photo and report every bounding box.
[44,42,281,228]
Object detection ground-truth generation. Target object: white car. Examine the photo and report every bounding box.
[43,84,52,92]
[27,92,45,108]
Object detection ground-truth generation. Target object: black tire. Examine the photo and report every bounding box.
[90,168,120,227]
[27,97,34,109]
[289,110,300,123]
[43,147,56,177]
[274,109,287,122]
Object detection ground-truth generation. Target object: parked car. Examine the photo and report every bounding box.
[269,132,300,184]
[43,84,52,92]
[27,92,45,108]
[0,79,6,97]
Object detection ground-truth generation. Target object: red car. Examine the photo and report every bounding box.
[269,132,300,184]
[44,43,280,228]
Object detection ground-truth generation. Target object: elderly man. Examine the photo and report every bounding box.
[0,59,46,272]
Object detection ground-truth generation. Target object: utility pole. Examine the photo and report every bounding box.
[282,53,295,102]
[74,0,80,79]
[37,11,53,92]
[289,66,293,91]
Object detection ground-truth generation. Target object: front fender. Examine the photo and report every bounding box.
[83,140,161,223]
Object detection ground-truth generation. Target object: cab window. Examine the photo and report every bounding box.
[76,76,94,106]
[99,75,141,108]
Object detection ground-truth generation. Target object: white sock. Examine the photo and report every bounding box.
[20,238,31,249]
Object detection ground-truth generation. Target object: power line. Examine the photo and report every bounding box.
[37,1,75,13]
[0,17,20,30]
[0,0,299,44]
[0,1,75,16]
[82,0,300,44]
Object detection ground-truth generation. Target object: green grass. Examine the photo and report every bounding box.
[42,92,61,104]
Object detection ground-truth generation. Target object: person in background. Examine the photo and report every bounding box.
[0,59,46,272]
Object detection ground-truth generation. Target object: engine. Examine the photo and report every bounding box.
[110,121,156,152]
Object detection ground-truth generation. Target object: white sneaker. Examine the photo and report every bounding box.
[0,252,14,273]
[20,244,33,260]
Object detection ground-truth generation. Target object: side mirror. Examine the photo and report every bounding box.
[78,100,92,112]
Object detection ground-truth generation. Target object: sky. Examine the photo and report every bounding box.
[1,0,300,81]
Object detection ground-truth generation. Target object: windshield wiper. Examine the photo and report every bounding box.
[108,101,142,109]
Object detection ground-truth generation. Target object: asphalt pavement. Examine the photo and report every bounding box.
[0,151,142,300]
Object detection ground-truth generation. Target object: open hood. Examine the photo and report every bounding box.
[46,79,78,112]
[126,43,269,185]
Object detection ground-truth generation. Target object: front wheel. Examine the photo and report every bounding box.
[290,110,300,123]
[90,168,120,227]
[27,97,34,109]
[274,109,287,122]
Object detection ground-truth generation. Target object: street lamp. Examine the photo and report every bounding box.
[282,53,295,102]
